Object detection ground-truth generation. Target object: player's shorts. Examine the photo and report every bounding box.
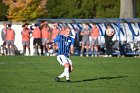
[22,41,30,46]
[33,38,42,45]
[57,55,72,66]
[42,38,48,45]
[90,38,98,46]
[81,38,90,45]
[6,40,14,45]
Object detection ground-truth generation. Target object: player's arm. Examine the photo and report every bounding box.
[70,45,74,54]
[52,35,61,43]
[70,38,75,54]
[80,30,85,36]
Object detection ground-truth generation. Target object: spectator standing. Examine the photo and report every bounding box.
[50,23,60,56]
[104,23,115,57]
[6,24,15,55]
[41,21,51,55]
[80,23,90,57]
[21,24,30,56]
[32,24,42,56]
[90,23,100,57]
[1,22,7,55]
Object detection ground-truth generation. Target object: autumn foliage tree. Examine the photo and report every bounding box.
[3,0,47,22]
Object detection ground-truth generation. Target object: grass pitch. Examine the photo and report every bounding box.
[0,56,140,93]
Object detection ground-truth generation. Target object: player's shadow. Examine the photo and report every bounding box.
[72,76,128,83]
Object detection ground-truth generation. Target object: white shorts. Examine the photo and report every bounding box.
[57,55,72,66]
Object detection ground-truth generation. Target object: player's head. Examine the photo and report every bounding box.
[3,22,7,27]
[7,24,12,29]
[107,23,111,28]
[65,26,71,37]
[53,22,58,27]
[34,23,39,28]
[84,23,89,29]
[22,25,25,28]
[92,23,97,27]
[24,23,29,28]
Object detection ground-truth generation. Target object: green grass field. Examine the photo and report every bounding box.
[0,56,140,93]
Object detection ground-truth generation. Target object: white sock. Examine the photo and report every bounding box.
[3,48,6,55]
[25,48,29,56]
[64,68,70,80]
[38,49,41,54]
[58,72,65,78]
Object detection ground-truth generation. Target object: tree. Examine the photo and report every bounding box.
[0,0,8,21]
[120,0,136,18]
[3,0,47,22]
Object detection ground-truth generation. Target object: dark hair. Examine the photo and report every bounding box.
[92,23,96,25]
[85,23,89,25]
[107,23,111,26]
[22,25,25,27]
[35,24,39,27]
[65,26,71,30]
[8,24,11,27]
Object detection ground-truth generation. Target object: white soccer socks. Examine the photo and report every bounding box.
[58,72,65,78]
[64,67,70,80]
[58,67,70,80]
[25,48,29,56]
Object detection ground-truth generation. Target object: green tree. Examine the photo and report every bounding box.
[0,0,8,21]
[47,0,120,18]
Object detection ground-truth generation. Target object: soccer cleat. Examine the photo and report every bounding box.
[80,54,83,57]
[66,80,71,83]
[55,77,60,82]
[86,55,89,57]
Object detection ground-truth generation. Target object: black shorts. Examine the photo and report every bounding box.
[33,38,42,45]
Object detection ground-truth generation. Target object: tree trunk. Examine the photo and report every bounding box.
[120,0,136,18]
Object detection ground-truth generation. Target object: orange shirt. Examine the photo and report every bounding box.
[21,29,30,41]
[41,27,49,38]
[6,29,15,41]
[51,28,59,40]
[33,28,41,38]
[91,27,99,38]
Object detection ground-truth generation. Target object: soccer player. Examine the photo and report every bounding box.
[54,27,74,82]
[90,23,100,57]
[21,24,30,56]
[80,23,90,57]
[50,23,60,56]
[32,24,42,56]
[40,21,51,55]
[1,22,7,55]
[5,24,15,55]
[104,23,115,57]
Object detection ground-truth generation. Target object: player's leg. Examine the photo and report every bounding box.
[86,43,89,57]
[42,38,46,55]
[6,40,10,55]
[11,41,15,55]
[25,42,30,56]
[80,43,85,57]
[37,38,42,56]
[55,55,72,82]
[3,42,6,55]
[64,63,71,82]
